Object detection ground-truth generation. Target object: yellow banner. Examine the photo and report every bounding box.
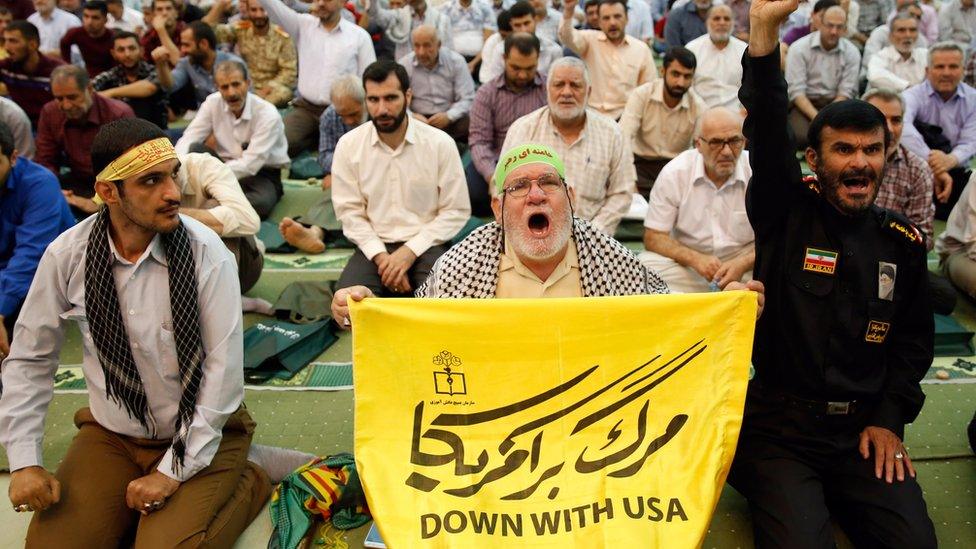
[352,292,756,548]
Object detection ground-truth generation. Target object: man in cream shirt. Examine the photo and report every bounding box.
[558,0,657,120]
[331,60,470,297]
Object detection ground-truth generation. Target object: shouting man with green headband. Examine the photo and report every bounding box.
[332,143,764,322]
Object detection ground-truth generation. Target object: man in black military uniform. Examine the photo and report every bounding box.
[729,1,937,547]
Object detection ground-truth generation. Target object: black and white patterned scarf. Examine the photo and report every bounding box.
[416,218,670,298]
[84,208,205,474]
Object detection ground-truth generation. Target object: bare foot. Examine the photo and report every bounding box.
[279,218,326,254]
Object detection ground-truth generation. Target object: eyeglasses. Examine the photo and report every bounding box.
[700,136,746,151]
[502,174,565,198]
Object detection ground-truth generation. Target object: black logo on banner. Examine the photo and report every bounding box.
[433,351,467,396]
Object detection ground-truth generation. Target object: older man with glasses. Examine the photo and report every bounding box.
[639,107,754,293]
[331,143,765,323]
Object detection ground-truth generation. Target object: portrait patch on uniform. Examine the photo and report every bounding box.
[878,262,896,301]
[865,320,890,343]
[803,247,838,274]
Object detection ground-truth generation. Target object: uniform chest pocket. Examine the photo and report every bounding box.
[788,268,834,297]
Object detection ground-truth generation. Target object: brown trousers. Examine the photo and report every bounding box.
[26,407,272,549]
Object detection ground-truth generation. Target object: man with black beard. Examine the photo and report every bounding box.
[620,46,705,196]
[729,0,936,547]
[330,60,470,297]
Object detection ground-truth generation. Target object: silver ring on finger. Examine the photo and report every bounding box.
[13,503,33,512]
[894,451,905,460]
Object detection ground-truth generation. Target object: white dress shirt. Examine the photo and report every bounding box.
[27,8,82,52]
[107,5,146,34]
[867,46,928,92]
[480,35,563,84]
[685,34,748,110]
[0,215,243,482]
[331,118,471,260]
[502,106,636,235]
[178,153,261,238]
[477,32,503,82]
[176,92,289,179]
[259,0,375,105]
[644,148,754,258]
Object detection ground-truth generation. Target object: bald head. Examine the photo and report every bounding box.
[698,107,744,138]
[696,107,746,183]
[412,25,441,68]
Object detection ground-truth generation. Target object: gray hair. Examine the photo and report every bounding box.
[546,56,590,89]
[928,41,964,65]
[215,59,249,81]
[889,8,918,29]
[330,74,366,104]
[861,87,905,110]
[51,64,89,90]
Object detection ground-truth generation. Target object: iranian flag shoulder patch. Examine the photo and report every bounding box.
[803,247,839,275]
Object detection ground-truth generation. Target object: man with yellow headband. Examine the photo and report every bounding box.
[332,144,764,323]
[0,118,272,546]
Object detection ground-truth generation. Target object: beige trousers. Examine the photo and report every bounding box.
[25,407,272,549]
[640,244,754,294]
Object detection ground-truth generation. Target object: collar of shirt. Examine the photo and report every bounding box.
[499,238,579,285]
[492,72,545,91]
[650,79,692,110]
[544,107,590,146]
[595,32,638,49]
[410,49,447,70]
[106,230,169,268]
[68,94,113,127]
[690,149,748,191]
[221,92,254,122]
[367,114,419,153]
[809,32,842,53]
[321,18,348,34]
[922,79,965,103]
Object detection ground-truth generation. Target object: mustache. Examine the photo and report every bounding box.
[840,166,877,179]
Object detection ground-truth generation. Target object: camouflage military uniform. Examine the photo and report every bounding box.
[216,20,297,107]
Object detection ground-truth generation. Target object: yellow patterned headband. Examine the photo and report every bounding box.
[95,137,178,182]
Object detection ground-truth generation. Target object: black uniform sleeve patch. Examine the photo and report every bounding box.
[878,208,926,249]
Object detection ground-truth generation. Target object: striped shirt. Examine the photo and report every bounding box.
[875,144,935,249]
[0,54,65,125]
[501,106,636,235]
[468,73,548,182]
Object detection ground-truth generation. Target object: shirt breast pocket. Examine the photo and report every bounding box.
[402,175,439,216]
[574,162,611,201]
[157,319,180,384]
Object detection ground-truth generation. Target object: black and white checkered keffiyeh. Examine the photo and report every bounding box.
[85,208,205,475]
[416,218,669,298]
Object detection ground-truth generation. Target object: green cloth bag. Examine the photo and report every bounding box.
[243,320,337,382]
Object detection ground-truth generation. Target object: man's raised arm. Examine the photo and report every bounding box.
[740,0,803,239]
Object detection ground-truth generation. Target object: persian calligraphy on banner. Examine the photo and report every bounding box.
[351,292,756,548]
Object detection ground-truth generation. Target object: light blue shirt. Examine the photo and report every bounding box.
[169,51,245,104]
[399,48,476,121]
[902,80,976,167]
